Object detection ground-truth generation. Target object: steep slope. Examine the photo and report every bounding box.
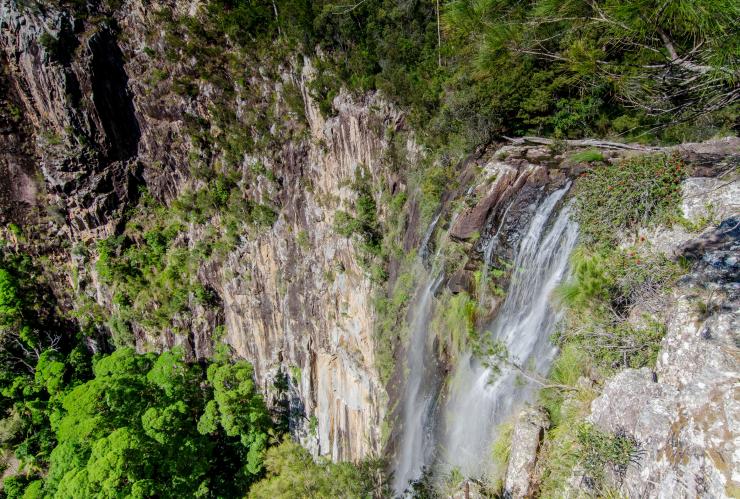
[0,0,413,461]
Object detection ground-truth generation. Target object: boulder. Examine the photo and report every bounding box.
[504,405,549,498]
[583,221,740,498]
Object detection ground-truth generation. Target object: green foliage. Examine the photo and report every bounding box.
[569,149,604,163]
[536,147,692,493]
[556,246,682,372]
[201,361,272,474]
[0,250,277,498]
[441,0,738,140]
[333,167,390,284]
[0,252,87,479]
[577,423,637,493]
[491,422,514,469]
[0,268,23,331]
[35,349,272,498]
[431,291,478,362]
[333,169,382,258]
[248,439,387,499]
[373,264,417,383]
[574,154,686,246]
[308,416,318,436]
[295,230,310,250]
[37,32,61,62]
[91,181,279,341]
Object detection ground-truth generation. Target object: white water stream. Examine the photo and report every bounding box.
[393,185,577,494]
[392,272,444,494]
[441,185,577,478]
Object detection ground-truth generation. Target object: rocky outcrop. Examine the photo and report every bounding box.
[0,0,401,463]
[1,0,737,480]
[448,163,536,241]
[586,218,739,497]
[0,0,141,239]
[212,89,403,460]
[0,64,38,227]
[504,406,549,498]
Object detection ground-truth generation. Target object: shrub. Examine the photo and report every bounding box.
[556,246,682,372]
[374,265,417,383]
[491,421,514,468]
[248,439,388,499]
[577,423,637,493]
[333,210,361,238]
[574,154,686,246]
[569,149,604,163]
[431,291,478,361]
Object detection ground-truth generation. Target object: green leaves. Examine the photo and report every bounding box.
[34,351,66,395]
[25,349,273,498]
[248,439,387,499]
[574,153,686,246]
[556,155,687,373]
[0,252,275,497]
[576,423,638,492]
[0,268,23,330]
[201,361,271,475]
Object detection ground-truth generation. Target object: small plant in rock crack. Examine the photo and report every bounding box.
[308,415,318,436]
[577,423,641,493]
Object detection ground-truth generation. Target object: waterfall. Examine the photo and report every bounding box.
[393,184,577,493]
[393,272,444,495]
[419,212,442,264]
[440,184,578,479]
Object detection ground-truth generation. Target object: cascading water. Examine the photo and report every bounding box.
[419,212,442,263]
[393,184,577,493]
[393,272,444,495]
[393,211,460,495]
[441,184,578,478]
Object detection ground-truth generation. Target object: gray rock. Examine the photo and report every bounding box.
[504,405,549,498]
[450,479,485,499]
[585,220,740,498]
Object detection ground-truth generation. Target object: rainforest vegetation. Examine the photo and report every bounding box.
[158,0,738,147]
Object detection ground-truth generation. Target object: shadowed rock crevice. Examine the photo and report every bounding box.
[0,61,39,226]
[88,25,140,162]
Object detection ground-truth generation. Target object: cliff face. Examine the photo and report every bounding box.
[585,197,739,497]
[0,0,412,461]
[211,90,405,459]
[1,0,140,239]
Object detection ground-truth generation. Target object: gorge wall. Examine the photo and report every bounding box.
[0,0,409,461]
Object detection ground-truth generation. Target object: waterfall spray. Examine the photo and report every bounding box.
[440,185,578,479]
[392,271,444,495]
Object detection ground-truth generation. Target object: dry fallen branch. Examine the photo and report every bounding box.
[503,136,662,151]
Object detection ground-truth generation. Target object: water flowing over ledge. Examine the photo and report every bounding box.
[441,185,577,479]
[393,184,578,494]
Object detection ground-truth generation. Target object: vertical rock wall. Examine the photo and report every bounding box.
[0,0,406,462]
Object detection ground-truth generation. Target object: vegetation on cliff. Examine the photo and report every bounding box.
[0,249,386,498]
[178,0,738,144]
[530,153,692,495]
[0,251,275,497]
